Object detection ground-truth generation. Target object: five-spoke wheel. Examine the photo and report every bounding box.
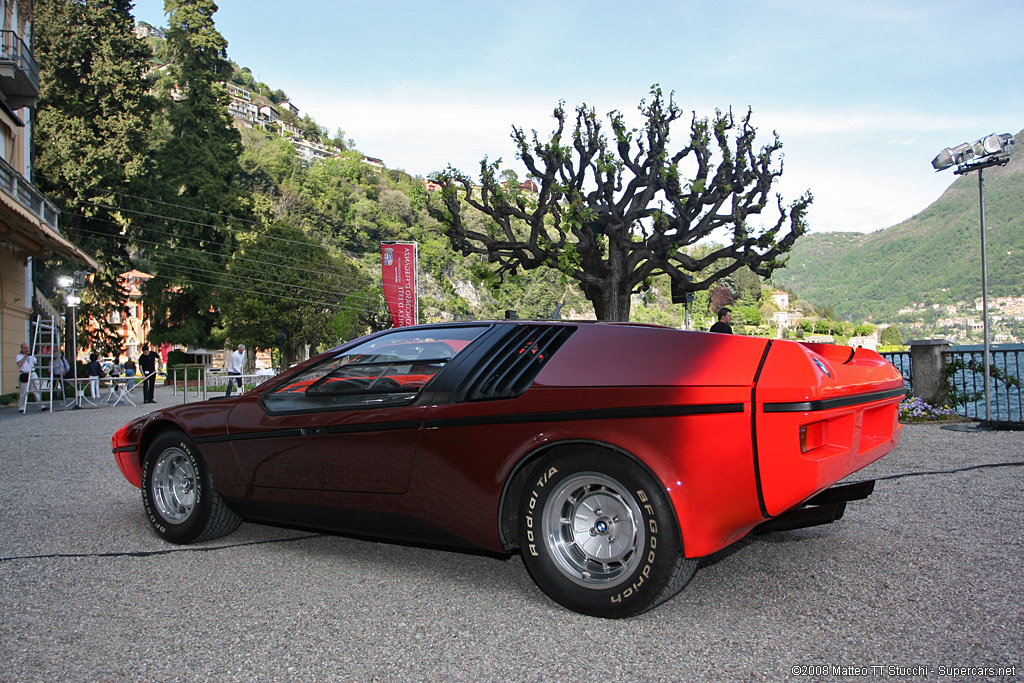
[149,447,197,523]
[518,447,697,618]
[142,430,241,544]
[542,473,644,588]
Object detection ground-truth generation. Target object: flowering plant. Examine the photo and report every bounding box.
[899,397,959,422]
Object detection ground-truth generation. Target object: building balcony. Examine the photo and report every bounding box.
[0,30,39,109]
[0,155,60,232]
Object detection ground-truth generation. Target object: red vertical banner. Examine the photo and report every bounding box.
[380,242,418,327]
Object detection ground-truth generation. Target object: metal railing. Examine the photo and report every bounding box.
[943,347,1022,424]
[882,347,1022,425]
[0,29,40,92]
[172,365,273,403]
[0,156,60,232]
[171,365,210,403]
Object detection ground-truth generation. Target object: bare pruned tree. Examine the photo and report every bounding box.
[428,86,812,321]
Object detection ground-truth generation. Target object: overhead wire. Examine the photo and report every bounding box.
[44,176,432,320]
[58,172,391,261]
[71,233,386,314]
[89,201,350,252]
[83,183,377,257]
[141,271,383,314]
[79,201,390,289]
[135,259,374,310]
[73,222,383,304]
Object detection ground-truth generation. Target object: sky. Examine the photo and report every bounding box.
[130,0,1023,234]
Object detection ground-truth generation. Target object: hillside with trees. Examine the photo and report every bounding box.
[774,130,1024,321]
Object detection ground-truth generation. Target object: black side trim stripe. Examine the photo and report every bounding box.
[329,420,422,434]
[424,403,744,429]
[194,404,745,444]
[763,388,905,413]
[196,430,303,444]
[194,420,422,444]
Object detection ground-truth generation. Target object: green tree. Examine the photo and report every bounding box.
[428,87,811,321]
[219,224,364,366]
[879,325,903,346]
[34,0,156,354]
[143,0,246,346]
[736,304,761,326]
[733,267,763,305]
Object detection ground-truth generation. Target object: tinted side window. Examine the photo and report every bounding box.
[263,326,488,413]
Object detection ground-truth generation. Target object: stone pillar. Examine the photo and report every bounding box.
[908,339,952,406]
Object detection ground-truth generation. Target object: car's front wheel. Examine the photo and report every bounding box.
[141,430,241,544]
[518,448,697,618]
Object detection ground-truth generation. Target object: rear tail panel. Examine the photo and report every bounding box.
[753,342,903,517]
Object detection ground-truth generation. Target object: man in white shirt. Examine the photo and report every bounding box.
[226,343,245,397]
[15,343,46,413]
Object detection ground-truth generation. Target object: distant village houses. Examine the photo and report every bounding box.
[219,82,386,170]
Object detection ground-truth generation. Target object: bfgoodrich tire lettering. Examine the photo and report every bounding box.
[141,430,241,544]
[518,448,697,618]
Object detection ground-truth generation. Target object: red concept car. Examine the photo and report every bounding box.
[113,322,904,618]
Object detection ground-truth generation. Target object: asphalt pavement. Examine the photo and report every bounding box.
[1,387,1021,682]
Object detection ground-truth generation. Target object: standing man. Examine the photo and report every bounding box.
[15,342,46,413]
[139,343,160,404]
[123,354,137,390]
[225,343,245,397]
[55,350,72,400]
[86,352,103,399]
[710,307,733,334]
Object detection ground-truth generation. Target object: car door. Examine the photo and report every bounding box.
[225,326,489,494]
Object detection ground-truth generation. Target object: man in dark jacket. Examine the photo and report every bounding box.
[710,307,733,334]
[139,344,160,404]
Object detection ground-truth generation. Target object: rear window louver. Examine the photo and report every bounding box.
[458,325,575,402]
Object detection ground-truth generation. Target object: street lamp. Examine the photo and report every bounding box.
[932,133,1015,427]
[58,271,90,408]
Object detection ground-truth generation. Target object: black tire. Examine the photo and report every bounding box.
[141,429,241,544]
[518,448,697,618]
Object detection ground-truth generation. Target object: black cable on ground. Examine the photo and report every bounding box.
[0,533,323,564]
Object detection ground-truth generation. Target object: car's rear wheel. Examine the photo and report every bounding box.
[518,448,697,618]
[141,430,241,544]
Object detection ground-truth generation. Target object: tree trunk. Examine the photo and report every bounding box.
[585,279,632,321]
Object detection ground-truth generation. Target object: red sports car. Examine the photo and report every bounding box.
[113,322,904,618]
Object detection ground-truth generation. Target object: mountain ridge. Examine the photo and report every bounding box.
[774,130,1024,321]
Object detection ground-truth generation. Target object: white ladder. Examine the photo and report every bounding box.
[30,315,62,411]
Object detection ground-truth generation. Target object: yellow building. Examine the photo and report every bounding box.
[0,0,97,394]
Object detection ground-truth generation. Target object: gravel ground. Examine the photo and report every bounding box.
[0,389,1021,682]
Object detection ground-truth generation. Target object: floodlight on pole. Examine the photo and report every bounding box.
[931,132,1014,428]
[59,272,91,409]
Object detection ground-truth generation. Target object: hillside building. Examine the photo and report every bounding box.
[292,137,334,164]
[259,105,279,122]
